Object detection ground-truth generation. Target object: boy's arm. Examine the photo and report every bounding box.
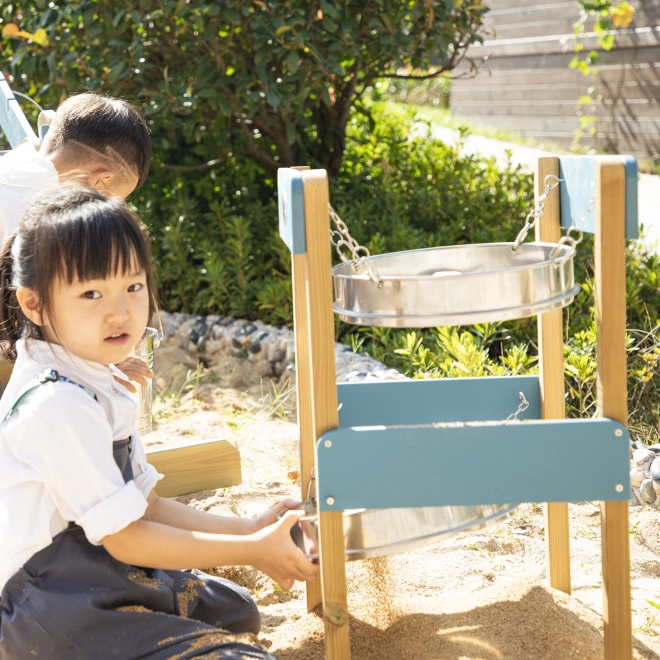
[142,490,299,535]
[101,511,317,591]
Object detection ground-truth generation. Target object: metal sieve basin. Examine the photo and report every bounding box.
[333,242,578,327]
[292,504,518,562]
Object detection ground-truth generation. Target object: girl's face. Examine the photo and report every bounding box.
[38,264,149,366]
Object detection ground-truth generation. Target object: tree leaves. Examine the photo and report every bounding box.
[1,0,486,175]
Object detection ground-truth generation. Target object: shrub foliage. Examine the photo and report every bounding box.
[1,0,486,175]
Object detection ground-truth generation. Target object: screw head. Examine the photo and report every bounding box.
[326,496,335,505]
[324,440,332,448]
[615,429,623,437]
[615,484,624,492]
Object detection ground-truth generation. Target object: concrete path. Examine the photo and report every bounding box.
[427,125,660,252]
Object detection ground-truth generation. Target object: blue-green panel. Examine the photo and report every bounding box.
[0,72,37,148]
[337,376,540,428]
[277,168,306,254]
[316,418,630,511]
[622,155,639,240]
[558,155,638,240]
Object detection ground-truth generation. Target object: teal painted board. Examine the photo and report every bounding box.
[0,73,37,148]
[337,376,540,428]
[558,155,638,240]
[277,168,306,254]
[622,155,639,240]
[316,418,630,511]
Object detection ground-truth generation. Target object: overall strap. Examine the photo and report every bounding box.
[1,368,97,424]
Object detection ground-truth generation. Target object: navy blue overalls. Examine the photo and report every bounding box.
[0,371,276,660]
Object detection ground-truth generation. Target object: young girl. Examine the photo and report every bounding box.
[0,187,317,659]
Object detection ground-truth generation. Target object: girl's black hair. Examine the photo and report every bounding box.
[0,186,157,360]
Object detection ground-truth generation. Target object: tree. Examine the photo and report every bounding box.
[1,1,486,175]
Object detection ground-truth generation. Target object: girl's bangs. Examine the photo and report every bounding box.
[48,205,150,284]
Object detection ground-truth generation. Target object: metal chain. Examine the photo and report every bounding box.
[512,174,563,251]
[507,392,530,421]
[549,197,593,266]
[328,204,382,286]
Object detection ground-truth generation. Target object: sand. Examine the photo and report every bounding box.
[147,346,660,659]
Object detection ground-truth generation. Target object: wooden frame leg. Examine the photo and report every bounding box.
[596,158,632,660]
[301,170,351,660]
[536,157,571,594]
[292,252,323,611]
[318,511,351,659]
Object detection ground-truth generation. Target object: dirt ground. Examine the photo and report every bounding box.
[146,346,660,659]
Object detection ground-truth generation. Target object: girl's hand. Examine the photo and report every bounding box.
[113,356,154,393]
[252,498,301,533]
[249,510,318,591]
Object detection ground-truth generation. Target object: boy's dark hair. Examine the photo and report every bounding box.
[41,94,152,188]
[0,186,157,360]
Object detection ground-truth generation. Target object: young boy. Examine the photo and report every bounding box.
[0,93,153,390]
[0,92,151,246]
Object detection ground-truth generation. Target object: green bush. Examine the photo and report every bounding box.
[1,0,485,175]
[134,105,535,323]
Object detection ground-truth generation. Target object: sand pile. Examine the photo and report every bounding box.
[265,576,657,660]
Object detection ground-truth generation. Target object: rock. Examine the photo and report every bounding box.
[640,479,657,504]
[653,480,660,496]
[630,467,645,488]
[632,486,643,505]
[643,461,653,479]
[646,443,660,453]
[249,341,262,355]
[633,448,656,466]
[254,360,275,378]
[651,457,660,481]
[272,348,286,362]
[630,489,641,506]
[187,318,207,345]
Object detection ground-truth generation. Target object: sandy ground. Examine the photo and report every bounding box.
[145,346,660,659]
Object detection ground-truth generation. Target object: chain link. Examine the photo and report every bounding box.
[507,392,530,421]
[549,197,594,267]
[512,174,563,251]
[328,204,382,286]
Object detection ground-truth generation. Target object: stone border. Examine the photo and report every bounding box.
[158,311,407,384]
[630,442,660,508]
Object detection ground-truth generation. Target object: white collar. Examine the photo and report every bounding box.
[16,339,125,391]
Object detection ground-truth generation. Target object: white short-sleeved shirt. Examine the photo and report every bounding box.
[0,143,59,247]
[0,339,162,591]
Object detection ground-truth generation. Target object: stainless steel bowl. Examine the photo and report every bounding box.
[292,504,518,561]
[333,242,578,327]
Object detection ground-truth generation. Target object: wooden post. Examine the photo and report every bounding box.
[301,170,350,660]
[535,157,572,595]
[290,167,323,612]
[595,158,632,660]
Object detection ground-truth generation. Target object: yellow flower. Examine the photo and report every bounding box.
[612,2,634,29]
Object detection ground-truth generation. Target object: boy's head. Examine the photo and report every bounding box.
[40,94,152,199]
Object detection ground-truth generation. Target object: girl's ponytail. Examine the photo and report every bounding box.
[0,235,21,361]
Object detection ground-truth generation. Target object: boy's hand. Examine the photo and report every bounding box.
[252,498,300,533]
[249,510,318,591]
[114,356,154,393]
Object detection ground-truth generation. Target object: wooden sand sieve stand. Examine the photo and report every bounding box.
[279,157,637,660]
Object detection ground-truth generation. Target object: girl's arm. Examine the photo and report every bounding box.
[101,511,317,591]
[142,490,300,535]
